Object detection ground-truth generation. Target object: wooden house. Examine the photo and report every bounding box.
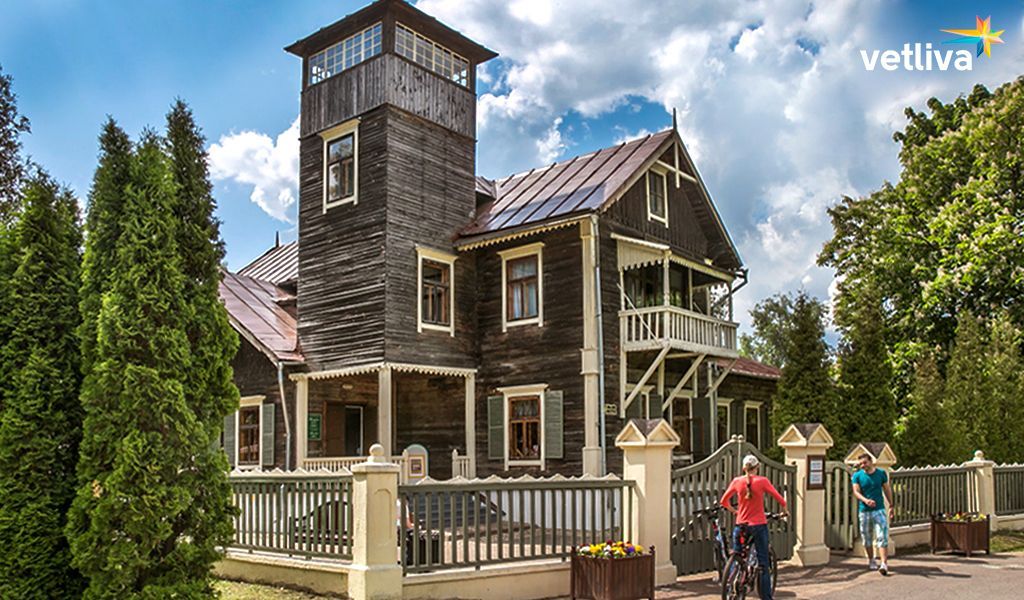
[219,0,780,479]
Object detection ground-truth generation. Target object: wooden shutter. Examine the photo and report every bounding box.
[261,403,275,467]
[487,395,504,460]
[223,413,236,468]
[648,392,663,420]
[625,395,643,419]
[544,390,564,460]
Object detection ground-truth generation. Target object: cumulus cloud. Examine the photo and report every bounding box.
[208,117,300,223]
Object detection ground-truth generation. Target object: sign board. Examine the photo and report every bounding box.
[403,444,429,482]
[307,413,322,441]
[807,455,826,490]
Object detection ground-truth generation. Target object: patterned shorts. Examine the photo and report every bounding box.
[859,510,889,548]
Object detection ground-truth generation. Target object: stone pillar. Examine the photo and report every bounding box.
[349,444,402,600]
[777,423,834,567]
[615,419,680,586]
[966,450,998,531]
[580,217,603,476]
[295,376,309,468]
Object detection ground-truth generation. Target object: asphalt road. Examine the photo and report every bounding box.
[657,552,1024,599]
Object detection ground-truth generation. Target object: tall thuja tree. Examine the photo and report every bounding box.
[944,311,990,460]
[984,313,1024,463]
[79,118,133,375]
[769,291,839,448]
[0,173,84,597]
[67,133,210,598]
[0,64,30,224]
[164,99,238,580]
[834,282,896,451]
[895,351,958,466]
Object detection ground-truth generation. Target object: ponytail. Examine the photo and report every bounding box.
[744,472,753,500]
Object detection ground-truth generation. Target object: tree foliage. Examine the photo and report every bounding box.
[895,351,958,467]
[0,172,84,597]
[739,292,826,368]
[0,64,30,224]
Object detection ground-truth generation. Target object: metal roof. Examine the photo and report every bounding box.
[219,270,303,363]
[715,357,781,380]
[238,241,299,286]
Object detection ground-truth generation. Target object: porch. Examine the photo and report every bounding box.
[291,362,477,480]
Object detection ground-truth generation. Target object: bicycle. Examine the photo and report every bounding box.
[682,502,729,582]
[720,512,784,600]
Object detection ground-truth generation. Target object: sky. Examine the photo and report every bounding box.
[3,0,1023,334]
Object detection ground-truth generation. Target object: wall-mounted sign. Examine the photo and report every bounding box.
[807,455,826,490]
[307,413,322,441]
[604,404,619,416]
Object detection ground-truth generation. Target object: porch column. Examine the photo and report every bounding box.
[295,377,309,469]
[661,254,670,308]
[464,373,476,478]
[378,366,393,456]
[580,218,603,475]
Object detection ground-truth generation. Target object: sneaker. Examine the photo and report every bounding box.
[868,559,878,571]
[879,563,889,576]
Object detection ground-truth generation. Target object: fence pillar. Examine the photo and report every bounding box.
[349,444,402,600]
[777,423,834,567]
[966,450,998,531]
[615,418,680,586]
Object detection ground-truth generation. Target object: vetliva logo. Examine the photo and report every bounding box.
[860,15,1004,72]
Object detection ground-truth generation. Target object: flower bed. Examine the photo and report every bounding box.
[930,512,990,556]
[570,542,654,600]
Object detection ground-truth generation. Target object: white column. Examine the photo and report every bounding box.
[295,377,309,469]
[464,373,476,478]
[580,219,603,475]
[966,450,998,531]
[378,366,393,456]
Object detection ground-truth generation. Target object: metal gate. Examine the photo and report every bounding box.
[670,436,797,576]
[824,461,857,551]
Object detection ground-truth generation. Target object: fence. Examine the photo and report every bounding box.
[995,464,1024,516]
[889,464,976,526]
[397,475,635,574]
[228,470,354,560]
[824,461,856,551]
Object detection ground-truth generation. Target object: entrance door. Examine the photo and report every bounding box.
[344,406,363,456]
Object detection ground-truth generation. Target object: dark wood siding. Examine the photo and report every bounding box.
[394,371,464,479]
[230,338,297,470]
[718,374,776,450]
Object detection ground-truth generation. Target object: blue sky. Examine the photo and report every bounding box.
[3,1,1023,332]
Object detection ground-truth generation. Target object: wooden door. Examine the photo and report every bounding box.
[324,403,345,456]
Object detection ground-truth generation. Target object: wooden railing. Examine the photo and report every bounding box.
[995,464,1024,516]
[397,475,635,573]
[619,305,737,354]
[304,454,410,482]
[890,465,976,526]
[451,449,475,479]
[229,470,354,560]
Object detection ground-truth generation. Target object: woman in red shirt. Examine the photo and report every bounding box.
[720,454,787,600]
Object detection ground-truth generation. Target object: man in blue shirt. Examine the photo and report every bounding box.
[852,453,894,575]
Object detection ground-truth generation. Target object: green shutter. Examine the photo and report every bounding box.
[223,413,236,468]
[544,390,564,460]
[625,395,643,419]
[487,395,504,460]
[261,403,275,467]
[648,392,663,420]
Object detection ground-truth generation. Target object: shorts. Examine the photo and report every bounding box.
[859,510,889,548]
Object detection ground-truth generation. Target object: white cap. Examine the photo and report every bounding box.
[742,454,759,469]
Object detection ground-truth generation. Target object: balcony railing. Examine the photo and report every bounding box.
[620,305,738,355]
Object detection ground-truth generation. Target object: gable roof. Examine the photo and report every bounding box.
[715,357,781,380]
[219,270,303,363]
[238,241,299,286]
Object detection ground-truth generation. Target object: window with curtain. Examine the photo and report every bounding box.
[238,406,260,465]
[508,395,541,461]
[506,255,539,321]
[421,259,451,326]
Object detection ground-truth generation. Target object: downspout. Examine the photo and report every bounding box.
[277,362,293,471]
[591,215,608,474]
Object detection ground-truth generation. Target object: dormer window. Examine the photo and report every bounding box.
[395,23,470,87]
[646,168,668,225]
[308,22,382,85]
[321,120,359,211]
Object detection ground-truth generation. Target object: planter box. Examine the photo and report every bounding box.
[930,514,990,556]
[570,549,655,600]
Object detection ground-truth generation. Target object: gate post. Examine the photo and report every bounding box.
[966,450,997,531]
[777,423,834,567]
[616,419,680,586]
[349,444,403,600]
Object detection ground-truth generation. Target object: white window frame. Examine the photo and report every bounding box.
[235,395,266,470]
[623,383,654,418]
[716,397,732,446]
[416,246,457,336]
[744,400,763,447]
[499,242,544,332]
[321,119,360,212]
[645,167,669,226]
[498,383,547,470]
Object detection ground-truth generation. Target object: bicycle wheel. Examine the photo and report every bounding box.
[754,547,779,597]
[720,554,747,600]
[711,541,725,583]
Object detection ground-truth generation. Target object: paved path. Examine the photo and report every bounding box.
[654,552,1024,599]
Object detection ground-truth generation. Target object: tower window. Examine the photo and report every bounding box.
[395,23,470,87]
[308,23,382,85]
[321,120,359,211]
[417,246,457,335]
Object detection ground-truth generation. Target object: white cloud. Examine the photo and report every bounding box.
[208,117,300,223]
[536,117,566,163]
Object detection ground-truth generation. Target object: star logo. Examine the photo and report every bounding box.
[942,15,1004,57]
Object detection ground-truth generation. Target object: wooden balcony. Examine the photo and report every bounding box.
[619,305,738,356]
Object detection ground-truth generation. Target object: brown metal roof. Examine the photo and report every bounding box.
[219,270,303,363]
[238,241,299,286]
[716,356,782,380]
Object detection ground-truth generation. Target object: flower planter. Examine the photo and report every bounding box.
[930,513,990,556]
[570,547,655,600]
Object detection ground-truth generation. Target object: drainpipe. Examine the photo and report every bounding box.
[591,215,608,474]
[277,362,293,471]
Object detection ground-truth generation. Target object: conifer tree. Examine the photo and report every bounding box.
[0,172,84,597]
[944,311,990,460]
[0,64,30,224]
[895,351,958,466]
[984,313,1024,463]
[67,133,213,598]
[769,291,839,450]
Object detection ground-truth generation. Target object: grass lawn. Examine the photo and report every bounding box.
[216,580,335,599]
[992,530,1024,553]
